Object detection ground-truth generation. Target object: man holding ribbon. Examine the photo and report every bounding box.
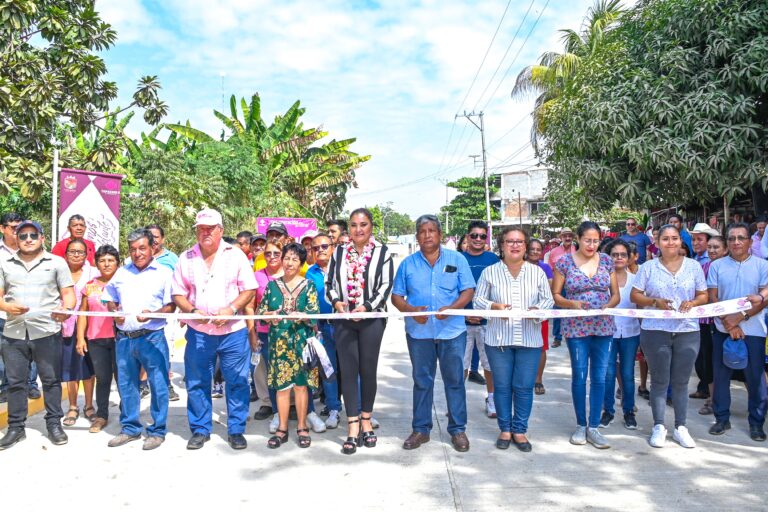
[172,208,257,451]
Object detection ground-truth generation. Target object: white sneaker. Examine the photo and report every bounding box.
[325,410,340,429]
[587,428,611,449]
[673,425,696,448]
[268,414,279,434]
[570,426,587,445]
[485,396,497,418]
[649,424,667,448]
[307,411,327,433]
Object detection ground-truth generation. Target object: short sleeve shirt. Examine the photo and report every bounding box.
[102,259,174,332]
[462,251,500,325]
[620,232,652,264]
[555,253,615,338]
[0,252,74,340]
[707,255,768,337]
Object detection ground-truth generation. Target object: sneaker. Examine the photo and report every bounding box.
[325,410,340,429]
[28,387,42,400]
[624,413,638,430]
[552,338,562,348]
[211,383,224,399]
[485,396,497,418]
[599,411,614,428]
[467,371,486,385]
[569,426,587,445]
[673,425,696,448]
[587,428,610,449]
[319,406,331,417]
[268,414,280,434]
[649,424,667,448]
[139,385,150,399]
[306,411,327,433]
[168,385,180,402]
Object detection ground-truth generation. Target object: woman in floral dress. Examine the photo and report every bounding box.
[259,243,319,449]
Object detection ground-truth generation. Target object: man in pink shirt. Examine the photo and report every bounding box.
[547,228,576,267]
[172,209,257,451]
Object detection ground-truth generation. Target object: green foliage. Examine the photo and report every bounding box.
[439,177,500,237]
[365,203,415,239]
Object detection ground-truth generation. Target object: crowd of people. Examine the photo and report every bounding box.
[0,208,766,455]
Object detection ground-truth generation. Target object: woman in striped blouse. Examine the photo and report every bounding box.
[326,208,394,454]
[474,227,554,452]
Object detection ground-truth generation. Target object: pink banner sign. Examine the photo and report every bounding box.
[58,169,124,249]
[256,217,317,240]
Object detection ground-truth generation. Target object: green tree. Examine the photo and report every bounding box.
[363,203,415,239]
[439,177,500,237]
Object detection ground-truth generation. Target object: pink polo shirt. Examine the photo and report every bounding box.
[547,244,577,268]
[172,242,258,335]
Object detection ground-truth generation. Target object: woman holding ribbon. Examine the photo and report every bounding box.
[326,208,394,455]
[631,224,708,448]
[474,227,554,451]
[552,221,620,449]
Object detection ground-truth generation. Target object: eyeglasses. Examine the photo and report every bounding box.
[727,236,749,242]
[312,244,330,252]
[264,251,281,258]
[610,252,628,258]
[504,239,525,246]
[469,233,487,240]
[626,222,636,226]
[66,250,86,256]
[581,239,601,246]
[18,233,40,241]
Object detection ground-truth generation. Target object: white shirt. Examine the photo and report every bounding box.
[613,271,640,338]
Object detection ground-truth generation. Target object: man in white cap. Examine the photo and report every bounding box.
[690,223,720,265]
[300,230,318,266]
[172,208,258,450]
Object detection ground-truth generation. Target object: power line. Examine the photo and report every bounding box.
[487,112,531,148]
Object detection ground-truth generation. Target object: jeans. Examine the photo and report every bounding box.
[604,335,640,415]
[485,344,541,433]
[319,321,341,412]
[406,332,467,435]
[712,331,767,426]
[470,345,480,373]
[0,318,39,393]
[567,335,612,428]
[185,327,250,435]
[116,329,169,437]
[1,333,63,429]
[88,338,117,420]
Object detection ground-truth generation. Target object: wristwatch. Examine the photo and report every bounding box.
[742,311,750,321]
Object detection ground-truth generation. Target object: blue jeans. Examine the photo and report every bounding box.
[567,335,612,428]
[319,321,341,412]
[116,329,169,437]
[712,331,768,426]
[0,318,38,393]
[406,332,467,435]
[470,345,480,373]
[604,335,640,415]
[185,328,250,435]
[485,344,541,433]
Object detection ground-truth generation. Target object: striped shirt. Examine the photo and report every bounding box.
[473,261,554,348]
[326,242,394,312]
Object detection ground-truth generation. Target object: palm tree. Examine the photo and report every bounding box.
[511,0,624,150]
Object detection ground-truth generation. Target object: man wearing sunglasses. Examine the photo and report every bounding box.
[620,217,652,264]
[0,220,75,450]
[461,221,499,417]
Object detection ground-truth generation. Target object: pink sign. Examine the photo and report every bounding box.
[256,217,317,240]
[58,169,124,248]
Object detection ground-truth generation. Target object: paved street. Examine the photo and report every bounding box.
[2,319,767,511]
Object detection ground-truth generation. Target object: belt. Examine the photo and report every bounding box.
[117,328,160,339]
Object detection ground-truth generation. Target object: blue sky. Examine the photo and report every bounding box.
[99,0,607,218]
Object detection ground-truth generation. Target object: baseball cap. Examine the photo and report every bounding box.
[722,337,748,370]
[15,220,44,235]
[301,230,318,241]
[250,233,267,244]
[194,208,223,227]
[267,221,288,236]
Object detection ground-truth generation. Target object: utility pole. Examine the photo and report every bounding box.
[457,111,492,240]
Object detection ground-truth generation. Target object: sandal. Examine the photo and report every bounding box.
[297,428,311,448]
[267,429,289,449]
[361,415,377,448]
[342,418,361,455]
[534,383,545,395]
[63,406,80,427]
[84,406,97,422]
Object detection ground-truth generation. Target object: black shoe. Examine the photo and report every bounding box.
[168,385,180,402]
[511,435,532,452]
[637,387,650,400]
[249,388,258,403]
[319,406,331,417]
[599,411,614,428]
[48,424,68,445]
[227,433,247,450]
[709,421,731,436]
[624,413,638,430]
[495,436,511,450]
[253,405,273,420]
[289,405,297,421]
[140,385,150,399]
[187,433,211,450]
[750,425,766,442]
[0,428,26,450]
[27,387,41,400]
[467,371,486,385]
[0,390,7,404]
[552,338,562,348]
[666,397,673,407]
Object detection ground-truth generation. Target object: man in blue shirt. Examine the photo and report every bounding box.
[669,214,694,256]
[102,228,176,451]
[392,215,475,452]
[707,223,768,441]
[619,217,651,264]
[690,223,718,266]
[461,220,499,418]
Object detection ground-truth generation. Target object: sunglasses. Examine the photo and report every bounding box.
[18,232,40,241]
[312,244,330,252]
[264,251,281,258]
[469,233,487,240]
[626,222,636,226]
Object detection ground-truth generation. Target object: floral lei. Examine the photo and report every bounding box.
[346,237,375,307]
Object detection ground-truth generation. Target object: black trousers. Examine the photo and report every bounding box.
[695,324,714,393]
[1,333,63,429]
[335,318,386,417]
[88,338,117,420]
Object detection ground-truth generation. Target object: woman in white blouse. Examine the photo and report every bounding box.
[474,227,554,452]
[600,239,641,431]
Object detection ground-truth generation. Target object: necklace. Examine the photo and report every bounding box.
[346,238,375,306]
